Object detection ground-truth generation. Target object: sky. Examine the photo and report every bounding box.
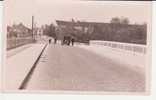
[5,0,152,28]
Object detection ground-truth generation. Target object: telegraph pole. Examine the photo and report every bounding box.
[32,16,34,40]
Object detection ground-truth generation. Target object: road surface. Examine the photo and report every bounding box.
[26,44,145,92]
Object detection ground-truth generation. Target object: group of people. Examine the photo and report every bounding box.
[48,36,75,46]
[62,36,75,46]
[48,37,57,44]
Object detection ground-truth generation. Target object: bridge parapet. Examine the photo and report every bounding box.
[90,40,146,54]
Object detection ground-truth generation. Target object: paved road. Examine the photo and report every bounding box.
[26,44,145,92]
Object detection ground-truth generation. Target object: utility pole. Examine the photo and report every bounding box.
[32,16,34,40]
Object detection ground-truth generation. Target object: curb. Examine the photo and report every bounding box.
[19,44,48,89]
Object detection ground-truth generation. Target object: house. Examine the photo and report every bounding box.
[7,23,32,38]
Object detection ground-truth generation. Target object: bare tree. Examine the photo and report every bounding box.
[43,23,56,38]
[110,17,129,25]
[120,17,129,25]
[110,17,120,24]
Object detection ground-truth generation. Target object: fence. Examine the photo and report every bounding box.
[7,37,35,50]
[90,40,146,54]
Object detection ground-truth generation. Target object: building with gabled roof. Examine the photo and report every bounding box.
[7,23,32,38]
[56,20,146,44]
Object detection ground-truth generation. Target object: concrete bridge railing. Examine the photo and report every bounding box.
[90,40,146,54]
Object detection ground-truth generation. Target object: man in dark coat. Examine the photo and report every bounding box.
[71,38,75,46]
[49,38,51,44]
[54,37,57,44]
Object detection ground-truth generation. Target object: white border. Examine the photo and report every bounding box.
[0,1,156,100]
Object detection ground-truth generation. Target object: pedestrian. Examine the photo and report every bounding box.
[71,38,75,46]
[49,38,51,44]
[67,36,71,46]
[54,37,57,44]
[62,36,65,45]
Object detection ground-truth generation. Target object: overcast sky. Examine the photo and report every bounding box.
[5,0,151,28]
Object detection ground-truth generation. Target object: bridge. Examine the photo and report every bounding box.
[4,39,147,92]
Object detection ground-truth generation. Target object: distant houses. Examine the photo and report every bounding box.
[7,23,32,38]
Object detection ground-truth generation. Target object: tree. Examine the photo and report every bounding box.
[110,17,129,25]
[110,17,120,24]
[120,17,129,25]
[43,24,56,38]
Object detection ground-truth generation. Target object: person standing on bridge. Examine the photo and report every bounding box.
[71,38,75,46]
[49,38,51,44]
[54,37,57,44]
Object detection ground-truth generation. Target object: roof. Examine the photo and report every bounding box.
[55,20,144,27]
[12,23,31,31]
[56,20,107,27]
